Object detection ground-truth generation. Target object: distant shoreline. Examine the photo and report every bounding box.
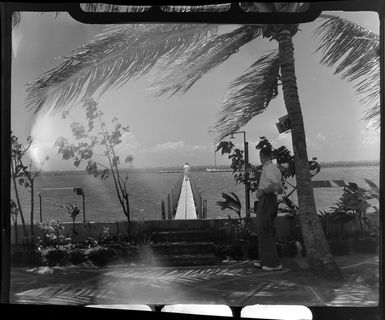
[319,160,380,168]
[39,160,379,176]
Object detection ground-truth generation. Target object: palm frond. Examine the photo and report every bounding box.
[26,24,219,114]
[364,178,379,194]
[314,15,380,128]
[148,25,263,97]
[212,50,280,142]
[12,11,21,30]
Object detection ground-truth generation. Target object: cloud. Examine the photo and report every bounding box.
[150,141,185,152]
[316,133,326,141]
[117,132,140,154]
[361,128,380,146]
[150,141,206,153]
[12,28,22,58]
[269,133,293,152]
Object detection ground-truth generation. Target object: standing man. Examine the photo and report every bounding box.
[254,148,283,271]
[183,162,190,180]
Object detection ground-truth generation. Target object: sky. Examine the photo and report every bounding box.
[11,10,380,171]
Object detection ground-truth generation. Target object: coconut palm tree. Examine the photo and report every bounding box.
[20,3,379,278]
[314,14,380,129]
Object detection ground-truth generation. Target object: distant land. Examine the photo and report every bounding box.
[319,160,380,168]
[39,160,380,175]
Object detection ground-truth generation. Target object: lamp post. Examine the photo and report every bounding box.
[229,131,251,218]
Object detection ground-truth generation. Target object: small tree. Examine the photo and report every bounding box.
[10,199,19,244]
[62,201,81,240]
[11,132,49,238]
[216,136,321,205]
[55,98,134,240]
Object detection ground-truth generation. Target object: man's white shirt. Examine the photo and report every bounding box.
[258,160,282,199]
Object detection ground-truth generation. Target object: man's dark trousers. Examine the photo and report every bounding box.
[257,193,280,267]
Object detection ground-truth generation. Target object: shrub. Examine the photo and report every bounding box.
[353,237,378,254]
[86,246,116,266]
[328,239,350,256]
[214,245,231,260]
[109,242,136,261]
[247,240,259,259]
[276,239,298,257]
[69,248,87,265]
[11,244,43,267]
[45,249,70,266]
[214,224,234,244]
[229,240,248,260]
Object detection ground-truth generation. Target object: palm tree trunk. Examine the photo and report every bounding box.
[11,160,28,237]
[30,179,34,237]
[277,28,342,280]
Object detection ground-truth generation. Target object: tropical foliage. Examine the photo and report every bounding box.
[216,136,320,194]
[11,132,49,238]
[319,179,379,236]
[314,15,380,128]
[216,192,242,218]
[62,201,81,240]
[55,98,134,235]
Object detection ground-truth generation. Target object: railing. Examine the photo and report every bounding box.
[160,173,207,220]
[189,175,207,219]
[161,174,184,220]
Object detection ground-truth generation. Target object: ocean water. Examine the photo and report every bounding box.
[11,165,379,224]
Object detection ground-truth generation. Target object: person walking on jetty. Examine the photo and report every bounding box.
[183,162,190,181]
[254,148,283,271]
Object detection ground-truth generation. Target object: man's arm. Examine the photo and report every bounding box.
[256,166,282,197]
[259,182,282,195]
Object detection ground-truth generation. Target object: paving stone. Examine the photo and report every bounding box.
[10,254,379,306]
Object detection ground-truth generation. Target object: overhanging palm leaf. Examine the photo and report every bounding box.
[314,15,380,128]
[212,50,280,141]
[216,192,242,216]
[149,25,263,97]
[12,12,21,29]
[25,24,218,114]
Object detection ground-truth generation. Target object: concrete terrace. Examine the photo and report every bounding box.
[10,254,378,307]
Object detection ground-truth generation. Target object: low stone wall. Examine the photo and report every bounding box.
[11,213,374,245]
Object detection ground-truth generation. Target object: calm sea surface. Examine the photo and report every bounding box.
[12,165,379,224]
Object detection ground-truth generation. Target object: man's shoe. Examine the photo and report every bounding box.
[262,265,283,271]
[253,261,262,268]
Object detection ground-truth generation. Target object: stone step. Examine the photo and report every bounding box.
[151,242,214,255]
[152,253,219,267]
[151,229,212,243]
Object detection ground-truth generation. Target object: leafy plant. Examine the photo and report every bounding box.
[62,201,81,240]
[216,136,320,211]
[69,248,87,265]
[99,227,113,245]
[216,192,256,242]
[45,248,70,267]
[86,246,116,266]
[216,192,242,218]
[55,98,134,239]
[11,243,43,267]
[331,180,378,234]
[39,219,71,249]
[10,199,19,244]
[11,133,49,238]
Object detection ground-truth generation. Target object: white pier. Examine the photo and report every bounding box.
[174,177,197,220]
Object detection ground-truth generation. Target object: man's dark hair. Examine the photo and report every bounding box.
[260,147,273,158]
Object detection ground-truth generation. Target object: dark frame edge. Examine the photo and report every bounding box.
[0,1,12,305]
